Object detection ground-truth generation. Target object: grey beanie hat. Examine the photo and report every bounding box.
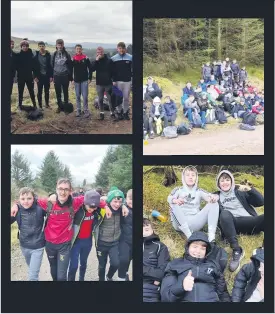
[84,190,100,207]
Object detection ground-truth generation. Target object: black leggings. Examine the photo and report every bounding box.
[219,210,264,250]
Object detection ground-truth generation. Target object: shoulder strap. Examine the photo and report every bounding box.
[69,204,75,219]
[46,201,53,217]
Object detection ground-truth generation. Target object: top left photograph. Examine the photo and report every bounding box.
[10,1,133,134]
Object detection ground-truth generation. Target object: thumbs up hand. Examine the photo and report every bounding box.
[183,270,194,291]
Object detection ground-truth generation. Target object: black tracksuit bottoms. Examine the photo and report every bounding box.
[18,76,36,107]
[96,240,120,281]
[219,210,264,250]
[54,75,69,106]
[45,241,71,281]
[118,239,132,279]
[37,75,50,107]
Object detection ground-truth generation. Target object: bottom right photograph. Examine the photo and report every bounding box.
[143,165,264,303]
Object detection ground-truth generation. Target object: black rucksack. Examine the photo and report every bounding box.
[27,108,44,121]
[21,105,36,112]
[177,123,191,135]
[60,102,74,114]
[45,201,75,230]
[215,107,227,124]
[242,112,257,126]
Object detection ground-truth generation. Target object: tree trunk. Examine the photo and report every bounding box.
[162,166,178,186]
[242,19,247,64]
[217,18,221,60]
[208,18,211,59]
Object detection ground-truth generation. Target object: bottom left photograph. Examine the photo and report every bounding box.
[10,144,133,282]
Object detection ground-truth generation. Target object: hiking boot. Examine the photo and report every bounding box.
[118,111,124,120]
[110,112,115,118]
[76,111,81,117]
[105,275,113,281]
[229,248,245,272]
[83,111,91,119]
[46,104,51,109]
[149,132,155,139]
[56,107,62,113]
[123,111,130,120]
[99,112,105,120]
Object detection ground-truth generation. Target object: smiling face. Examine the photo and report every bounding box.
[219,174,232,192]
[184,169,197,187]
[110,197,122,210]
[19,192,34,209]
[189,241,207,258]
[56,181,72,203]
[21,45,28,52]
[117,45,126,55]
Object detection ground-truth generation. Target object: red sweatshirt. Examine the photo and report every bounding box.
[78,212,94,239]
[37,196,106,244]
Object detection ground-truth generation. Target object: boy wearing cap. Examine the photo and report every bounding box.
[94,187,125,281]
[51,39,73,113]
[111,42,132,120]
[68,190,102,281]
[34,41,53,110]
[16,39,38,110]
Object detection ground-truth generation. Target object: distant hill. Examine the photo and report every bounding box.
[48,42,119,49]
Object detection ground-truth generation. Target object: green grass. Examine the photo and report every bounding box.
[143,168,264,293]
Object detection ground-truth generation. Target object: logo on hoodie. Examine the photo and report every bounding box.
[185,193,195,204]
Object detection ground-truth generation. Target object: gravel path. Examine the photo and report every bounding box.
[11,241,132,281]
[143,124,264,155]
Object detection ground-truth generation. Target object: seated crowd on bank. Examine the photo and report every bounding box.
[143,166,264,302]
[143,58,264,139]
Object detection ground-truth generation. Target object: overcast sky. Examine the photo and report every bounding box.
[11,1,132,43]
[11,145,111,185]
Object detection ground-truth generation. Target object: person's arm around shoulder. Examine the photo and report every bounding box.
[241,185,264,208]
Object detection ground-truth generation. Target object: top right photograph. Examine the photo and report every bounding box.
[143,18,264,155]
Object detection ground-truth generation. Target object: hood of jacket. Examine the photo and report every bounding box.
[216,170,235,196]
[184,231,212,260]
[181,166,199,198]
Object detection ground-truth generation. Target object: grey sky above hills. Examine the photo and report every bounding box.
[11,1,132,44]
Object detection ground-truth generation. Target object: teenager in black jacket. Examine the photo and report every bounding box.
[11,187,46,281]
[143,218,170,302]
[34,41,53,109]
[232,248,264,302]
[160,231,231,302]
[10,39,17,115]
[118,189,133,281]
[90,47,113,120]
[16,39,38,110]
[215,170,264,272]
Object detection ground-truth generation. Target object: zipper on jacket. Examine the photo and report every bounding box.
[72,209,86,246]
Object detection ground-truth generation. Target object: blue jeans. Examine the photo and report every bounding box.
[20,246,44,281]
[74,81,89,113]
[200,111,206,125]
[68,237,92,281]
[185,108,193,123]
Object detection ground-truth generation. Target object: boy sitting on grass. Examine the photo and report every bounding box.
[161,231,231,302]
[11,187,46,281]
[167,166,219,243]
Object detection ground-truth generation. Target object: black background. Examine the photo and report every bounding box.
[1,0,274,312]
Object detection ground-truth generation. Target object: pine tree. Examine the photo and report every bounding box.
[83,179,87,187]
[62,165,73,181]
[11,150,33,188]
[39,151,64,192]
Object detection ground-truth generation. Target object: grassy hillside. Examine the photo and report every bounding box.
[11,188,49,247]
[143,167,264,293]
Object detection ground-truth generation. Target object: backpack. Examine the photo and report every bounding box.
[205,108,216,124]
[111,86,123,109]
[163,126,178,139]
[45,201,75,230]
[21,105,36,112]
[192,110,202,127]
[255,113,264,125]
[207,244,228,273]
[27,108,44,121]
[60,101,74,113]
[177,122,191,135]
[242,112,256,126]
[215,107,227,124]
[239,123,256,131]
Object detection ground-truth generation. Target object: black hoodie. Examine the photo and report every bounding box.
[16,48,38,79]
[90,54,113,86]
[232,248,264,302]
[143,233,170,302]
[161,231,231,302]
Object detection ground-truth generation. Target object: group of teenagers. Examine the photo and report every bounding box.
[11,179,133,281]
[143,166,264,302]
[10,38,132,121]
[143,57,264,138]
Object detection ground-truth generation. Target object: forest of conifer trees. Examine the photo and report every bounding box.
[143,18,264,75]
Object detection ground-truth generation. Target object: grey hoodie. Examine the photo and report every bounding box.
[52,50,70,76]
[216,170,251,218]
[167,166,212,217]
